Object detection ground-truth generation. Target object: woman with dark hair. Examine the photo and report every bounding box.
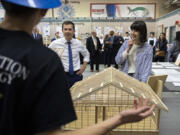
[154,33,168,62]
[168,31,180,62]
[115,21,153,82]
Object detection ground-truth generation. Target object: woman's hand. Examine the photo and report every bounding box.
[127,39,133,53]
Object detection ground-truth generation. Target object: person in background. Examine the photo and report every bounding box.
[148,32,156,61]
[0,0,155,135]
[103,34,110,67]
[99,34,104,45]
[154,33,168,62]
[32,26,43,44]
[112,32,124,69]
[105,30,114,67]
[86,31,102,72]
[148,32,156,46]
[49,20,89,88]
[51,31,60,42]
[115,21,153,82]
[168,31,180,62]
[123,32,131,41]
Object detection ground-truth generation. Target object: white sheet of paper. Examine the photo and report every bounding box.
[159,62,175,67]
[152,69,180,75]
[165,67,180,69]
[152,65,164,68]
[172,82,180,86]
[166,76,180,82]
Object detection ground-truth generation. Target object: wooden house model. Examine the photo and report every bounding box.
[65,67,168,135]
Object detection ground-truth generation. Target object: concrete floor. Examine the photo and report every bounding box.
[83,64,180,135]
[159,92,180,135]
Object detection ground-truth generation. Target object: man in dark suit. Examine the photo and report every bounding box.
[32,27,43,44]
[112,32,124,69]
[105,30,114,67]
[86,31,102,72]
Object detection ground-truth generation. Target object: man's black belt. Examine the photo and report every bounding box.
[65,70,80,75]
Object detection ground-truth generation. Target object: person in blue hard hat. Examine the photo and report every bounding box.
[0,0,155,135]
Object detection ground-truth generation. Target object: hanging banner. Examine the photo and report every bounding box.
[90,3,155,19]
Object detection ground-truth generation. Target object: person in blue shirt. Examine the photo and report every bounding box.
[115,21,153,82]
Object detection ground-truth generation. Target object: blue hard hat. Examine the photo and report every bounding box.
[5,0,62,9]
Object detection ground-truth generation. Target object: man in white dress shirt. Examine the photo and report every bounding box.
[49,20,89,88]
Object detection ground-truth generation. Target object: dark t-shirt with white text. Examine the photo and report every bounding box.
[0,28,76,135]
